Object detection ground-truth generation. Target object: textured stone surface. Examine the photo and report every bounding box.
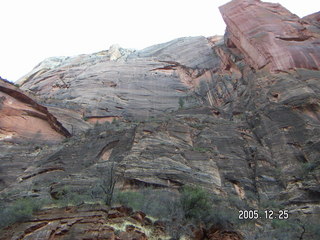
[0,203,243,240]
[1,0,320,239]
[0,78,70,142]
[303,11,320,29]
[0,113,247,197]
[19,37,220,122]
[0,204,159,240]
[219,0,320,71]
[17,45,135,86]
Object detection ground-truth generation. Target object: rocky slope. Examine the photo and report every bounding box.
[0,204,164,240]
[1,203,242,240]
[1,0,320,239]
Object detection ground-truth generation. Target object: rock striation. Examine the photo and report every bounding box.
[18,37,220,122]
[1,0,320,239]
[0,204,156,240]
[303,11,320,28]
[219,0,320,72]
[0,204,242,240]
[0,78,70,142]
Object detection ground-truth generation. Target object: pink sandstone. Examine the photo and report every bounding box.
[219,0,320,72]
[0,78,70,142]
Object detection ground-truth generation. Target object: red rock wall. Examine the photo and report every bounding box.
[219,0,320,72]
[0,79,70,142]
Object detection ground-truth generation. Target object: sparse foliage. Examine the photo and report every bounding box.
[178,97,185,109]
[98,159,118,206]
[180,185,211,221]
[0,198,42,229]
[114,188,187,239]
[52,186,90,206]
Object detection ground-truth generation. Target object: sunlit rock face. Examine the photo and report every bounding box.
[0,78,70,143]
[219,0,320,72]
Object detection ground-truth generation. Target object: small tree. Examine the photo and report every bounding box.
[179,97,185,109]
[97,159,118,206]
[180,185,211,222]
[0,198,42,229]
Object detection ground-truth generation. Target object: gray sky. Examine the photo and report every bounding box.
[0,0,319,81]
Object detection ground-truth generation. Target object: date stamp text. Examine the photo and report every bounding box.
[238,209,289,220]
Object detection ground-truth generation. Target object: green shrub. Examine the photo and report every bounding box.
[306,222,320,239]
[265,219,301,239]
[114,190,145,210]
[204,208,237,228]
[299,160,320,177]
[140,189,181,219]
[114,188,185,239]
[179,97,185,109]
[271,219,294,229]
[189,123,204,130]
[115,186,238,233]
[52,187,91,206]
[180,185,211,221]
[227,195,249,209]
[192,147,211,153]
[0,198,42,229]
[58,192,88,206]
[300,215,320,239]
[180,186,237,228]
[259,198,284,211]
[114,188,181,219]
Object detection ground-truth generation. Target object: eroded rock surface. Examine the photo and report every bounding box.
[0,204,156,240]
[0,203,243,240]
[1,0,320,239]
[303,11,320,28]
[19,37,220,122]
[0,78,70,142]
[219,0,320,71]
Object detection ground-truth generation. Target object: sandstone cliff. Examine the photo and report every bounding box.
[18,37,220,125]
[0,0,320,239]
[220,0,320,71]
[0,78,70,142]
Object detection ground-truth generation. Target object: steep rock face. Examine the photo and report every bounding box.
[219,0,320,71]
[1,0,320,239]
[19,37,221,122]
[0,112,253,199]
[0,78,70,142]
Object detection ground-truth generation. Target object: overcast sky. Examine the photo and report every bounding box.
[0,0,319,82]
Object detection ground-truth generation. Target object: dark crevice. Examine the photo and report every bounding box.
[276,36,311,42]
[21,167,65,181]
[96,140,120,159]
